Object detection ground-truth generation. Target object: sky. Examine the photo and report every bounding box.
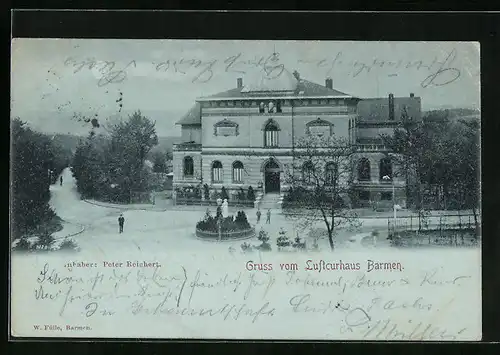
[11,39,480,136]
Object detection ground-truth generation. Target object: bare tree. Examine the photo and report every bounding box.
[281,135,361,251]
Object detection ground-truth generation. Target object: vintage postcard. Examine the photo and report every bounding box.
[9,39,481,340]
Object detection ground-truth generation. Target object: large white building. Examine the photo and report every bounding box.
[173,69,421,208]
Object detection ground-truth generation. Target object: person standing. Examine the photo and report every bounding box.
[256,209,261,224]
[266,209,271,224]
[60,175,63,186]
[118,214,125,233]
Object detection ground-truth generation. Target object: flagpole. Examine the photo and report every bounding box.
[393,179,396,223]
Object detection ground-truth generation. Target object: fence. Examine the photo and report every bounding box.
[195,227,255,240]
[388,213,479,236]
[175,198,255,208]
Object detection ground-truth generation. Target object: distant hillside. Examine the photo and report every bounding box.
[150,136,183,154]
[423,107,480,123]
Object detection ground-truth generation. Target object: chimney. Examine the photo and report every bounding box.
[325,77,333,89]
[292,70,300,81]
[237,78,243,88]
[388,93,395,121]
[410,93,414,98]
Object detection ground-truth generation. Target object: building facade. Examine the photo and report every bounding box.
[173,70,421,208]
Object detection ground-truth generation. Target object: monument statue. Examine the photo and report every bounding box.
[222,199,229,218]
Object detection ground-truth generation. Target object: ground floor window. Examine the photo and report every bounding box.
[358,190,370,201]
[381,192,393,201]
[212,161,223,183]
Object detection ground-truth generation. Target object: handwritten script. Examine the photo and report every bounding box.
[29,261,477,340]
[61,48,473,89]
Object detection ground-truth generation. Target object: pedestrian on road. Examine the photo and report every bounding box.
[118,213,125,233]
[60,176,63,186]
[266,209,271,224]
[256,209,261,224]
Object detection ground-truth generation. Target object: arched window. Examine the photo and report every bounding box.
[357,158,371,181]
[212,161,223,183]
[264,120,279,147]
[183,156,194,177]
[325,162,338,186]
[379,157,393,181]
[302,161,315,184]
[232,161,244,183]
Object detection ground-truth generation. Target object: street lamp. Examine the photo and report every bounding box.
[382,174,398,230]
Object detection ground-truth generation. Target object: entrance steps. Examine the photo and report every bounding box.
[258,193,283,210]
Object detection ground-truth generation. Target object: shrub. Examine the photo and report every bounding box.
[203,184,210,200]
[13,237,31,251]
[257,242,272,252]
[193,184,202,199]
[196,210,251,233]
[247,186,255,201]
[235,211,250,227]
[258,228,270,243]
[59,238,79,252]
[36,231,56,250]
[237,188,246,201]
[308,228,327,240]
[292,234,306,250]
[241,242,253,253]
[221,186,229,200]
[276,228,291,250]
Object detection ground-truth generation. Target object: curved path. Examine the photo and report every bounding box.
[47,168,473,254]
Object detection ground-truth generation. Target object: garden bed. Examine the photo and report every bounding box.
[389,228,480,248]
[195,210,255,241]
[195,228,255,241]
[176,198,254,207]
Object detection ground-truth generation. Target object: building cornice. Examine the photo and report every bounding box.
[201,111,354,117]
[197,95,355,102]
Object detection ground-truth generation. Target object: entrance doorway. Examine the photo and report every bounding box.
[264,160,281,193]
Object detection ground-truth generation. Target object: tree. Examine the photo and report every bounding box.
[71,132,106,199]
[380,107,427,209]
[106,111,158,201]
[282,135,360,251]
[72,111,159,203]
[152,151,168,173]
[11,118,61,239]
[381,110,480,216]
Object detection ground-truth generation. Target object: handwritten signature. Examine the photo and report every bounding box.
[298,48,464,88]
[30,262,476,340]
[61,48,470,88]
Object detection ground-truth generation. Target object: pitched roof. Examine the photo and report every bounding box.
[357,97,422,122]
[175,102,201,125]
[241,68,298,93]
[199,69,353,100]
